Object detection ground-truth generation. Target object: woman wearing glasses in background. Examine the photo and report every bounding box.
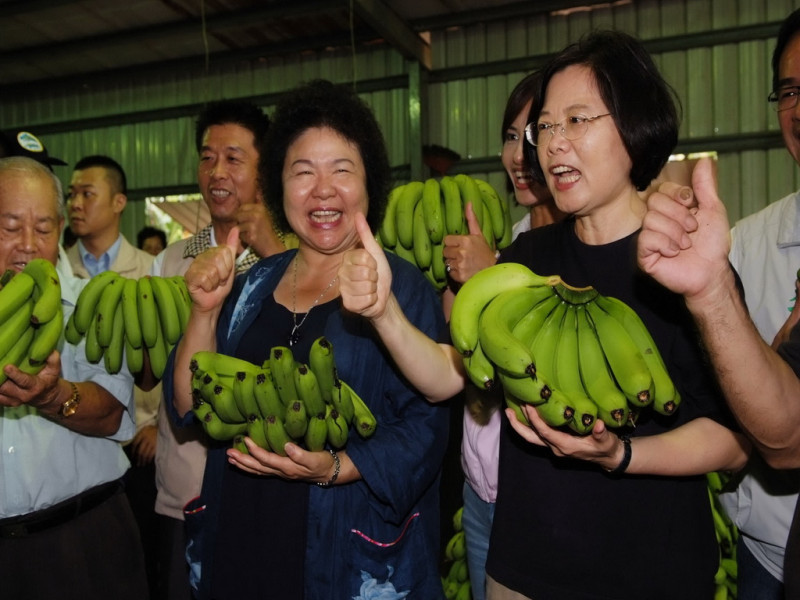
[339,30,750,599]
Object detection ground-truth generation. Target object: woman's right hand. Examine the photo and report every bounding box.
[184,226,240,315]
[339,212,393,321]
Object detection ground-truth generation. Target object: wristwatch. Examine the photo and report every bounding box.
[59,382,81,418]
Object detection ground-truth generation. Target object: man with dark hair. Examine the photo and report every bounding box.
[0,156,147,600]
[638,8,800,596]
[151,98,293,600]
[66,153,160,595]
[137,226,168,256]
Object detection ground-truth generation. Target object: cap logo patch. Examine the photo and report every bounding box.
[16,131,45,154]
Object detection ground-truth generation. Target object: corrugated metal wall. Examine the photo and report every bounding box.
[2,0,799,241]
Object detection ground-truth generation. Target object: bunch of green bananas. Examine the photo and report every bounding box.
[441,506,471,600]
[377,175,513,291]
[189,337,377,455]
[449,262,682,434]
[64,273,191,378]
[0,259,64,384]
[708,471,738,599]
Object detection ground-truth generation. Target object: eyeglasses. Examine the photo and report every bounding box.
[768,86,800,112]
[524,113,611,146]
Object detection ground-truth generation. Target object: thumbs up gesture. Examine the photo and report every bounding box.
[442,201,498,283]
[638,157,732,303]
[338,213,394,320]
[184,226,240,314]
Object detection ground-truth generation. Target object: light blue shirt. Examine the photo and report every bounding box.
[0,272,135,518]
[77,234,123,277]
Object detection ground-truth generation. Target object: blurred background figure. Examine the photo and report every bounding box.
[137,226,168,256]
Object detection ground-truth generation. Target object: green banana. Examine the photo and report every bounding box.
[391,239,418,268]
[344,381,377,438]
[510,294,560,350]
[453,174,484,232]
[246,416,270,450]
[73,270,118,334]
[412,200,432,269]
[147,308,169,379]
[64,310,82,346]
[533,386,576,428]
[232,434,250,455]
[304,413,328,452]
[95,274,125,348]
[378,184,403,249]
[421,177,444,244]
[552,305,597,435]
[497,369,551,406]
[504,392,531,425]
[121,277,143,349]
[474,178,507,242]
[233,370,259,420]
[325,405,349,449]
[294,363,327,418]
[0,271,35,326]
[265,414,291,456]
[449,262,560,356]
[0,325,35,385]
[151,275,181,345]
[84,310,104,364]
[24,258,62,326]
[455,581,472,600]
[166,275,191,333]
[575,304,629,428]
[463,341,495,391]
[585,301,654,407]
[102,301,125,375]
[478,285,555,378]
[308,336,337,404]
[26,305,64,364]
[254,369,285,420]
[528,300,567,385]
[125,335,144,374]
[496,187,514,250]
[284,399,309,440]
[269,346,299,408]
[452,505,464,532]
[331,379,355,424]
[431,242,446,284]
[441,175,465,236]
[593,294,681,415]
[193,401,247,441]
[189,350,259,379]
[395,180,424,250]
[136,276,159,349]
[0,300,37,364]
[207,377,245,424]
[478,191,495,250]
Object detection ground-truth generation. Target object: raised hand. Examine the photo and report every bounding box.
[184,226,239,315]
[338,212,392,320]
[442,201,497,283]
[638,157,732,303]
[237,202,285,257]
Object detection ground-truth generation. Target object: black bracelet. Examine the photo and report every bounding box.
[605,434,632,476]
[317,449,340,487]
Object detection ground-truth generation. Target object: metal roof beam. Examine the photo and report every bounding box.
[352,0,431,70]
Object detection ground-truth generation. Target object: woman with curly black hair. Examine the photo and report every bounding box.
[166,79,449,599]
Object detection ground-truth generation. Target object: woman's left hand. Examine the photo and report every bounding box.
[507,405,625,471]
[227,438,340,484]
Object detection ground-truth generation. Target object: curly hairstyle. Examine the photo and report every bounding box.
[525,30,681,192]
[261,79,391,233]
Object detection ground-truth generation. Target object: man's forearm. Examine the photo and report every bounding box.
[687,268,800,467]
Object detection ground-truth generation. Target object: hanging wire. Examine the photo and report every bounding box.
[349,0,357,91]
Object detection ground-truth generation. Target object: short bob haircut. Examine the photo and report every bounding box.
[526,30,681,192]
[261,79,391,233]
